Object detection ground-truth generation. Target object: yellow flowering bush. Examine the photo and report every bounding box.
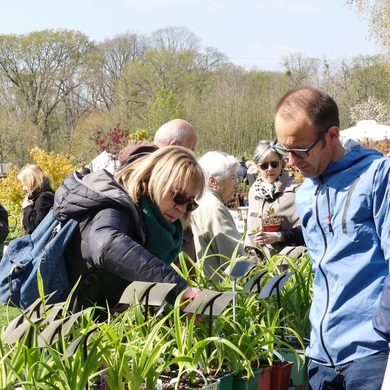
[0,146,78,239]
[29,146,77,189]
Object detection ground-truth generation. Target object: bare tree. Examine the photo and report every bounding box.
[150,26,200,52]
[90,32,149,110]
[282,53,321,87]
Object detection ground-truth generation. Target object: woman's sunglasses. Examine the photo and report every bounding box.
[172,189,199,212]
[259,160,280,170]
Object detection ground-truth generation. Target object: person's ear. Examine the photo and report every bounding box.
[208,176,216,188]
[328,126,340,142]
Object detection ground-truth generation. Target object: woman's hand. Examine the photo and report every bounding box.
[22,196,34,209]
[180,286,203,323]
[254,231,277,246]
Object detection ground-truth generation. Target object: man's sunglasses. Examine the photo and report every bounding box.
[172,189,199,212]
[259,160,280,170]
[271,126,332,159]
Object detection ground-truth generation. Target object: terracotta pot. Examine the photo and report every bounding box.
[280,347,308,386]
[270,361,294,390]
[262,224,281,232]
[258,366,272,390]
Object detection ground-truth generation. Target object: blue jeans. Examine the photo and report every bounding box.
[308,351,388,390]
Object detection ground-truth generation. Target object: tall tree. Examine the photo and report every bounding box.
[326,55,389,127]
[149,26,200,52]
[113,27,227,134]
[282,53,321,87]
[0,29,99,151]
[91,31,149,110]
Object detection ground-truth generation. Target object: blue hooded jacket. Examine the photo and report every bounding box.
[297,140,390,366]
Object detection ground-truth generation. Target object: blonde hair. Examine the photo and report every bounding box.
[17,164,52,196]
[115,146,205,227]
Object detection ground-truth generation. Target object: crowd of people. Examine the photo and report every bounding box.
[2,86,390,389]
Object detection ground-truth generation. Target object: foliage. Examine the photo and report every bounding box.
[263,206,282,226]
[349,96,390,126]
[0,165,24,233]
[0,304,19,331]
[148,88,184,132]
[0,146,76,236]
[100,301,179,390]
[360,136,390,156]
[128,129,152,142]
[236,177,249,205]
[172,240,245,290]
[0,241,314,388]
[347,0,390,55]
[284,163,304,184]
[94,122,130,157]
[0,29,100,152]
[265,252,313,342]
[0,26,387,162]
[29,146,77,190]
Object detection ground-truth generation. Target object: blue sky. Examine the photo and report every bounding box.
[0,0,380,71]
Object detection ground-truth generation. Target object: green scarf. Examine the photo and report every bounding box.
[140,195,183,265]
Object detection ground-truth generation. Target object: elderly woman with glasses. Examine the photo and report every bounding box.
[53,146,205,316]
[191,151,245,281]
[245,140,304,258]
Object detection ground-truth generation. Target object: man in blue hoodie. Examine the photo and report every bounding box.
[273,87,390,390]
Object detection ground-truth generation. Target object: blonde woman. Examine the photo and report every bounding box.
[53,146,205,316]
[18,164,54,234]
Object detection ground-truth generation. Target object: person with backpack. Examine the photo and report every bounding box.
[53,146,205,317]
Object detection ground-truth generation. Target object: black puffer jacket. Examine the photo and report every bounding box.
[53,170,188,313]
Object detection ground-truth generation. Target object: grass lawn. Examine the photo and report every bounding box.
[0,304,21,329]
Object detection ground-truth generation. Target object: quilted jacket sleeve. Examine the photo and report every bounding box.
[86,208,188,303]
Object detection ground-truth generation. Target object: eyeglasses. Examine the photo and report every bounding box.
[271,126,332,158]
[171,189,199,212]
[229,176,238,183]
[259,160,280,170]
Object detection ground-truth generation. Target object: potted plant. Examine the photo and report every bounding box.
[268,252,313,387]
[1,298,105,389]
[159,291,253,390]
[262,206,282,232]
[219,292,280,390]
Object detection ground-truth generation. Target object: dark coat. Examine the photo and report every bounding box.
[0,204,9,244]
[53,170,188,313]
[22,191,54,234]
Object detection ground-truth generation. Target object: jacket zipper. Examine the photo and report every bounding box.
[315,178,334,365]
